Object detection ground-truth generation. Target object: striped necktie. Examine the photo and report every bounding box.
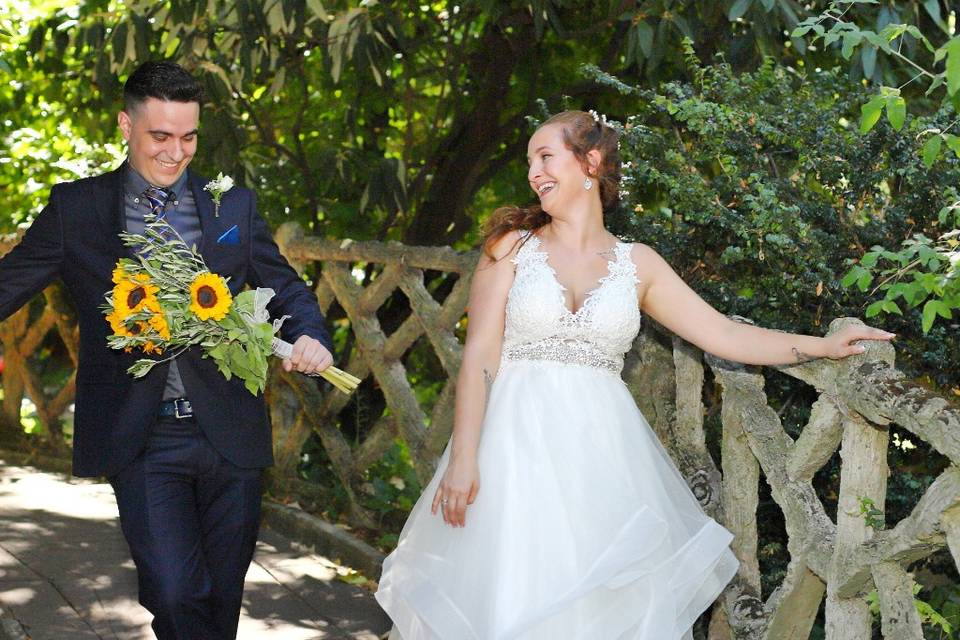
[143,186,170,220]
[142,185,190,242]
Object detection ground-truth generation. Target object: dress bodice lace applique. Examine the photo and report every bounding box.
[502,230,642,375]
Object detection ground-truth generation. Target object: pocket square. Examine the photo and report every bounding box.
[216,225,240,245]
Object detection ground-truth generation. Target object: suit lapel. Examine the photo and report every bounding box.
[94,166,131,258]
[188,170,215,256]
[188,170,241,279]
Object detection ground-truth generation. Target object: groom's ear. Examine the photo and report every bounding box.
[118,110,133,142]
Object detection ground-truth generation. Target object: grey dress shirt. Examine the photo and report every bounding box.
[123,161,201,400]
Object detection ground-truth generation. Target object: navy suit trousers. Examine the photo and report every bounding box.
[109,417,263,640]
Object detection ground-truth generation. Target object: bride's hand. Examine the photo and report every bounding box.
[821,324,895,359]
[431,455,480,528]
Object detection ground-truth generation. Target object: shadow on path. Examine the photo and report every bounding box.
[0,461,391,639]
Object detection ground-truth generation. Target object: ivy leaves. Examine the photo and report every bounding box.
[793,1,960,167]
[843,233,959,333]
[859,89,906,134]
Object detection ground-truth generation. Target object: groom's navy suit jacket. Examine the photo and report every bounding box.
[0,165,331,478]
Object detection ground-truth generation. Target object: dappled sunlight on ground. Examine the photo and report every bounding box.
[0,461,390,639]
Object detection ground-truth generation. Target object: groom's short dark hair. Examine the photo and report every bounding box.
[123,61,203,113]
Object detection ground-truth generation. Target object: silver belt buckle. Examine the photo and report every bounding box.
[173,399,190,419]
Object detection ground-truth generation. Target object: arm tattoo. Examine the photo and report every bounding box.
[483,368,495,406]
[791,347,817,364]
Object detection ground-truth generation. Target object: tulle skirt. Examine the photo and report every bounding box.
[375,360,739,639]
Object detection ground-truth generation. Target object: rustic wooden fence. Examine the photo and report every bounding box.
[2,224,959,639]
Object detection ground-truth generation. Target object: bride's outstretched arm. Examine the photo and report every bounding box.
[431,233,519,527]
[632,244,895,366]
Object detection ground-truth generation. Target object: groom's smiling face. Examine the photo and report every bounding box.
[118,97,199,188]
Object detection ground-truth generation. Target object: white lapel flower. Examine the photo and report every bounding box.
[203,173,234,217]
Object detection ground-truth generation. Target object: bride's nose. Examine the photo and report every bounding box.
[527,162,541,184]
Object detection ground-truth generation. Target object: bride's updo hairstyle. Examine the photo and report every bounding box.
[482,110,621,258]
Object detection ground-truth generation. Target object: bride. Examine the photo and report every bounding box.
[374,110,894,639]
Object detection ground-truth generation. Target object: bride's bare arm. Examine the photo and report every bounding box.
[632,244,895,366]
[431,233,519,527]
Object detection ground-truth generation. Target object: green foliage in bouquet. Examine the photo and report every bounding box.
[103,216,281,396]
[202,290,278,395]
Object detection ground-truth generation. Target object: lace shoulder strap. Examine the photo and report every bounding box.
[609,241,642,284]
[510,229,543,266]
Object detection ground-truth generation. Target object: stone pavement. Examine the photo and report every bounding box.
[0,461,393,639]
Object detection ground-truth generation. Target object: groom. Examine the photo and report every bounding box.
[0,61,332,638]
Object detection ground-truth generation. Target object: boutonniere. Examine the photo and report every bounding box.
[203,172,234,217]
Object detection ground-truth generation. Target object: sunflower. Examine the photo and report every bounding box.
[189,273,232,321]
[148,310,172,341]
[109,316,149,339]
[112,274,160,316]
[111,266,128,284]
[105,310,125,335]
[143,341,163,355]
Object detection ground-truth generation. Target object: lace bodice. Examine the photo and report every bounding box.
[501,231,642,375]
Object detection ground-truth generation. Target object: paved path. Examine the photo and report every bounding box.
[0,461,392,639]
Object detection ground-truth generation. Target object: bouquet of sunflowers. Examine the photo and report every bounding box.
[102,216,360,396]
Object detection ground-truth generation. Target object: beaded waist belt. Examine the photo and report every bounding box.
[501,339,623,374]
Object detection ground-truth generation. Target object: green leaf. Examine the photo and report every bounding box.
[947,37,960,95]
[903,282,926,306]
[306,0,326,18]
[922,299,939,332]
[882,300,902,315]
[946,133,960,157]
[861,45,877,78]
[728,0,753,21]
[860,96,885,133]
[635,21,653,57]
[918,244,939,266]
[860,251,879,268]
[841,265,865,287]
[842,32,863,60]
[865,300,884,317]
[922,135,942,167]
[886,95,906,130]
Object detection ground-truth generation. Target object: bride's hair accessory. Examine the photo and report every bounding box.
[480,110,622,257]
[588,109,609,127]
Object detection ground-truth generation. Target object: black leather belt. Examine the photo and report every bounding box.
[158,398,194,419]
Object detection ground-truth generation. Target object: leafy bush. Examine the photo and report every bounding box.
[592,54,958,390]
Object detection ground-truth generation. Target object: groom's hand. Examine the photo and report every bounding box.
[283,336,333,374]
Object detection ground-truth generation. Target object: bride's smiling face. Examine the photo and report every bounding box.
[527,123,591,211]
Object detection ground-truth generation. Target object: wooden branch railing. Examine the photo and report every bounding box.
[2,225,959,638]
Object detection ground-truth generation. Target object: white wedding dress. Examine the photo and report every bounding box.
[375,231,739,639]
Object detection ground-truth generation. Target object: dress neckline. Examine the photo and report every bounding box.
[526,232,628,317]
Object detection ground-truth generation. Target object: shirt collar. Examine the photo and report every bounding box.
[123,159,190,201]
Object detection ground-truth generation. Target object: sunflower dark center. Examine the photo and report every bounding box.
[197,285,218,308]
[127,287,147,308]
[128,322,143,335]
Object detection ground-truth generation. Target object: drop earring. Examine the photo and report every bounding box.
[583,177,593,190]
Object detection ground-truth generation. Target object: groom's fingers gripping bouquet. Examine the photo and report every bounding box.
[101,214,360,395]
[283,335,334,374]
